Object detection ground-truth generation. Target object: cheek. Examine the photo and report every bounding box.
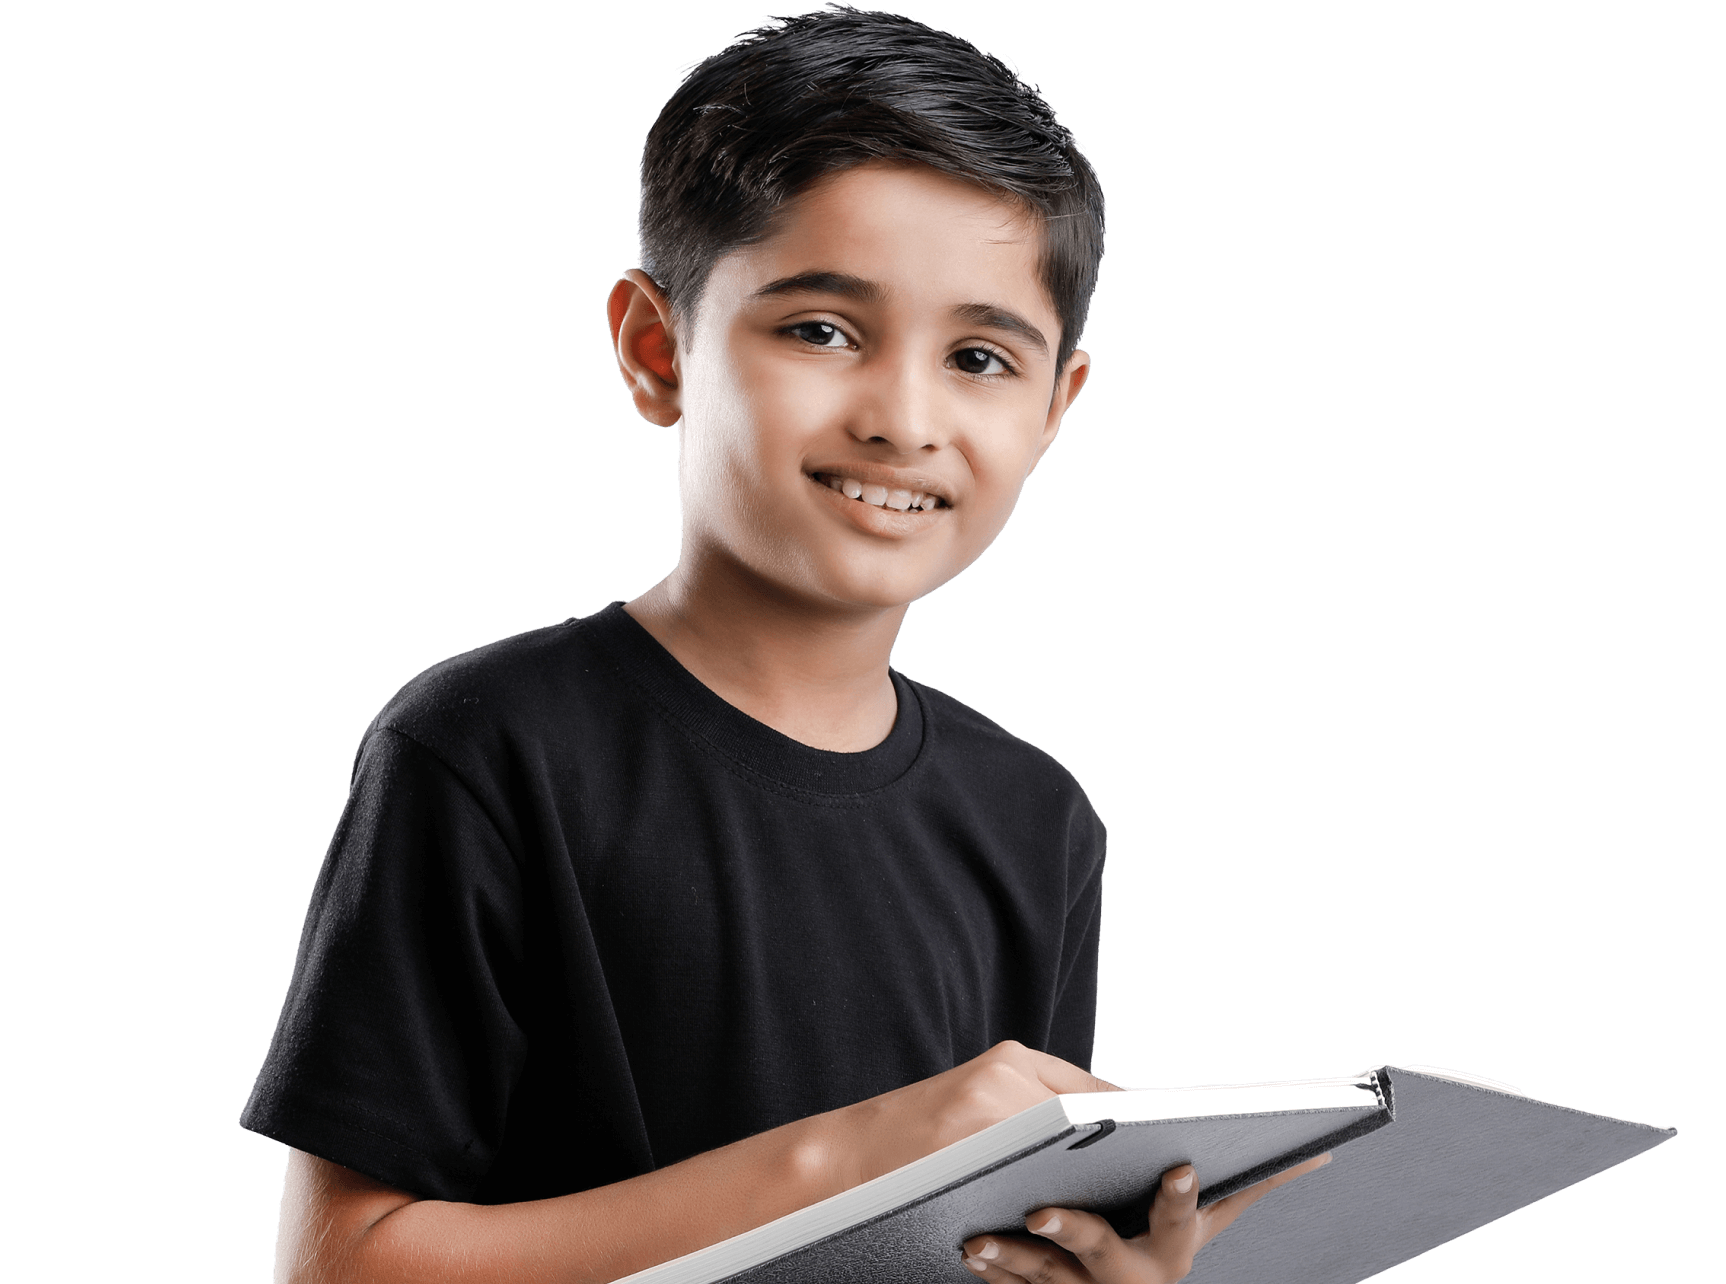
[745,354,852,442]
[934,427,1047,566]
[959,475,1032,556]
[959,409,1048,510]
[692,347,841,475]
[679,352,771,490]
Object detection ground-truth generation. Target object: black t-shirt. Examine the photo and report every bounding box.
[241,604,1105,1203]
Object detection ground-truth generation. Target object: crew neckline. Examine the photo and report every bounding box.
[574,602,926,797]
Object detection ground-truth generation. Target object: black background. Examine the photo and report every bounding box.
[195,5,1691,1277]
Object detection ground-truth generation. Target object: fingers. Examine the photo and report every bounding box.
[1197,1152,1332,1245]
[989,1040,1121,1095]
[1023,1205,1133,1280]
[1146,1163,1200,1238]
[1110,1163,1199,1281]
[954,1154,1334,1284]
[960,1231,1086,1283]
[959,1210,1137,1284]
[1256,1151,1331,1194]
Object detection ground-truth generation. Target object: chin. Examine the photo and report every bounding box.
[805,580,919,613]
[806,559,952,613]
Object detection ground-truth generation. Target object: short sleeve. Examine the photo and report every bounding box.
[1045,804,1105,1071]
[241,727,529,1200]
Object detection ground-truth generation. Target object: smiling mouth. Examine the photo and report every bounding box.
[811,472,946,512]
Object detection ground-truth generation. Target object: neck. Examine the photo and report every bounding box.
[625,551,906,753]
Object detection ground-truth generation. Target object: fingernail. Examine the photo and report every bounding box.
[1317,1153,1333,1166]
[964,1256,989,1273]
[1030,1214,1062,1235]
[979,1241,1000,1260]
[1173,1173,1195,1194]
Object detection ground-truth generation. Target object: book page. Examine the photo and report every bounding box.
[1060,1075,1384,1125]
[1401,1063,1525,1090]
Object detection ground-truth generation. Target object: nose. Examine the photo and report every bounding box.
[848,344,947,454]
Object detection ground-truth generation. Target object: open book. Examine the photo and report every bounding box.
[615,1066,1672,1284]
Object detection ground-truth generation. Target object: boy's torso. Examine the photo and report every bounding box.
[243,604,1105,1204]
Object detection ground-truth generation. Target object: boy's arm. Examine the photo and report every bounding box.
[278,1041,1114,1284]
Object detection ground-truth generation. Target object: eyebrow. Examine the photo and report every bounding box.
[753,272,1049,358]
[950,302,1048,358]
[753,271,885,304]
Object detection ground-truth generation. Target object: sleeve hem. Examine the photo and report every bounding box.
[240,1093,488,1203]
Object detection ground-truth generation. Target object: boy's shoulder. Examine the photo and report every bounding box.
[368,617,596,736]
[904,677,1093,802]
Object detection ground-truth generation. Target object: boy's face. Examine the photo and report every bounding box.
[618,162,1089,614]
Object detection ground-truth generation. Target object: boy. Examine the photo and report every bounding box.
[244,9,1322,1282]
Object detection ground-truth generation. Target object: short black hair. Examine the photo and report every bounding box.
[639,6,1105,374]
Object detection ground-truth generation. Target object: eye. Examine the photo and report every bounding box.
[787,320,851,348]
[952,346,1011,377]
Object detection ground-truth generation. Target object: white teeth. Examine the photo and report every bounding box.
[820,474,942,511]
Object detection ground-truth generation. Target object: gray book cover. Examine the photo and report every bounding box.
[1185,1067,1674,1284]
[702,1067,1670,1283]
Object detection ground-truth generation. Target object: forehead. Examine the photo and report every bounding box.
[706,163,1053,324]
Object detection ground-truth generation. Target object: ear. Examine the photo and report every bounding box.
[608,269,682,427]
[1027,348,1091,474]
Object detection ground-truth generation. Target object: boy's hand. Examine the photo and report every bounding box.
[833,1041,1118,1188]
[959,1153,1331,1284]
